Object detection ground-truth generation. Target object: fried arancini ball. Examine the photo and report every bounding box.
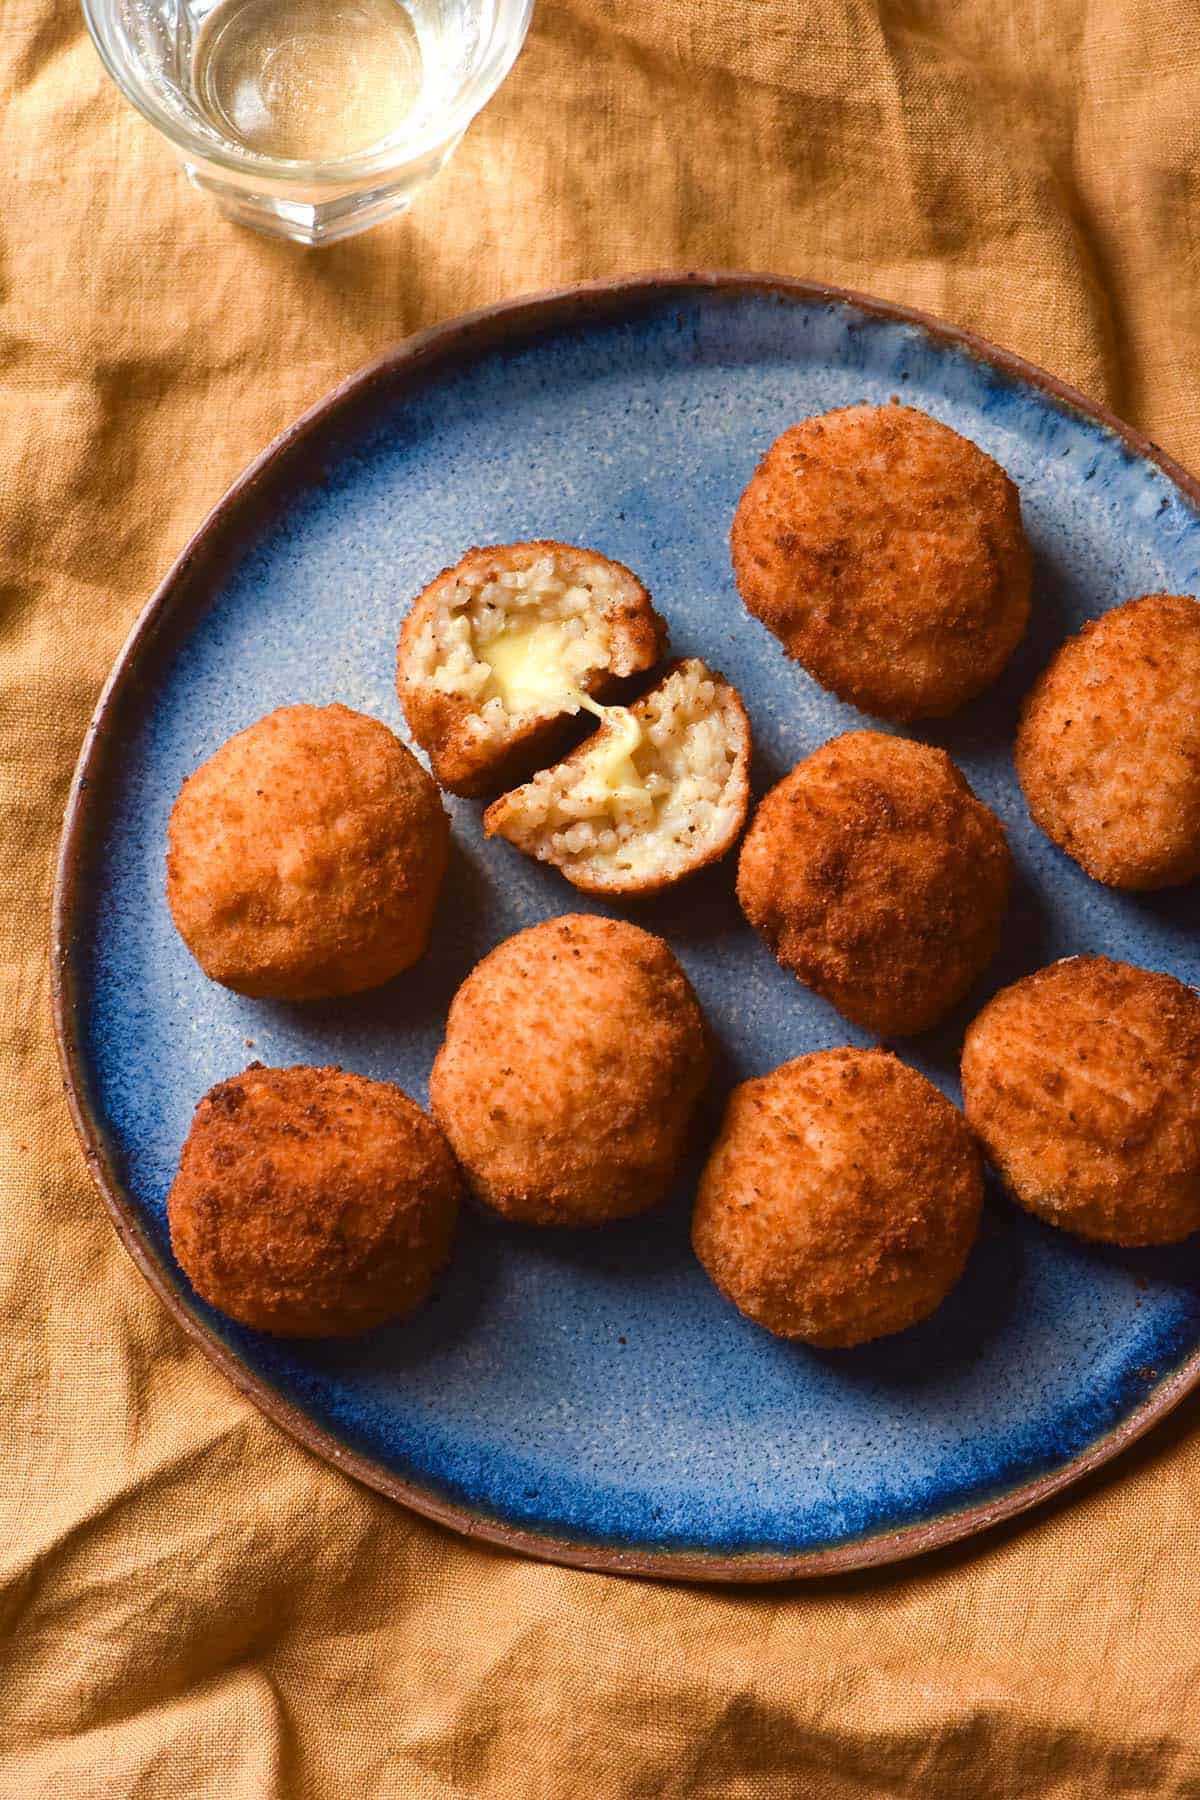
[961,958,1200,1246]
[429,914,710,1225]
[483,659,752,896]
[731,404,1032,720]
[692,1049,983,1347]
[1016,594,1200,890]
[397,542,668,796]
[167,703,448,1001]
[168,1064,462,1336]
[737,731,1012,1035]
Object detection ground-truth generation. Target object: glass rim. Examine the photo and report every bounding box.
[81,0,535,186]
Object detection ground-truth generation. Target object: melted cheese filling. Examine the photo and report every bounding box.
[483,621,653,811]
[482,620,580,713]
[484,660,743,888]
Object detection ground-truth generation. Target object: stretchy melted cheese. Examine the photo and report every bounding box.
[483,658,751,896]
[484,621,651,807]
[576,702,651,808]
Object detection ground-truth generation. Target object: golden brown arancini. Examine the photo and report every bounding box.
[961,957,1200,1246]
[168,1064,462,1336]
[731,404,1032,721]
[692,1048,983,1347]
[1016,594,1200,890]
[166,703,448,1001]
[397,542,668,796]
[736,731,1012,1035]
[429,914,710,1225]
[483,659,752,896]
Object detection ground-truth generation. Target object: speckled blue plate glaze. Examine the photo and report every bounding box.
[55,277,1200,1580]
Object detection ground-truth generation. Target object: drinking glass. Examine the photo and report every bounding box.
[82,0,534,244]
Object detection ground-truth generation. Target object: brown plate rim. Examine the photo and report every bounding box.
[50,269,1200,1584]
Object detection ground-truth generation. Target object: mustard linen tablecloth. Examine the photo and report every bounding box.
[4,2,1200,1794]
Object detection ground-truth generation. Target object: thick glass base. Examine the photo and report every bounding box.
[183,142,456,245]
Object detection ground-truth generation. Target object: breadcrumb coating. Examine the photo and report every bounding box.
[1016,593,1200,889]
[430,914,710,1225]
[737,730,1011,1035]
[731,403,1031,720]
[168,1064,462,1336]
[166,703,448,1001]
[961,957,1200,1246]
[692,1048,983,1347]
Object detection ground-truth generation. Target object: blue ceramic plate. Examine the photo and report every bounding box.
[54,276,1200,1580]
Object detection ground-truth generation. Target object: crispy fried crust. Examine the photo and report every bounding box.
[168,1064,462,1336]
[1016,593,1200,890]
[692,1048,983,1347]
[396,541,667,796]
[166,703,448,1001]
[737,731,1012,1035]
[961,957,1200,1246]
[429,914,711,1225]
[482,660,753,897]
[731,404,1032,720]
